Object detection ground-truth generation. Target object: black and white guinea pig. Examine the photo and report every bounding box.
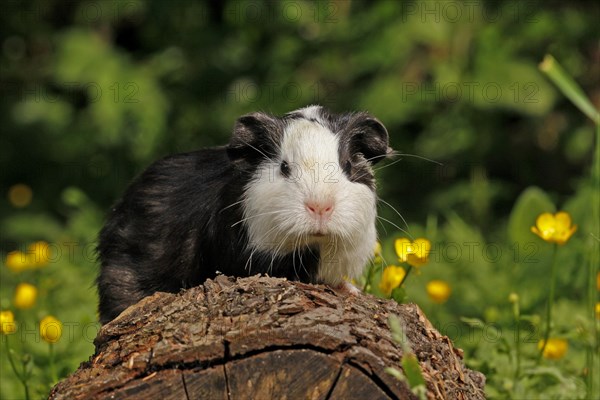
[96,105,392,324]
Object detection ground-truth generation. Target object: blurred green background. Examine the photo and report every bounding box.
[1,0,599,398]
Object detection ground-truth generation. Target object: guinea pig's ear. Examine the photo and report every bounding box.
[227,112,282,165]
[350,114,392,165]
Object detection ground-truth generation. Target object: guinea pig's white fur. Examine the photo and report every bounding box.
[242,106,377,286]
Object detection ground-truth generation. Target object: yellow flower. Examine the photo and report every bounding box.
[538,338,568,360]
[0,310,17,335]
[5,242,50,272]
[5,250,31,272]
[40,316,62,344]
[8,183,33,208]
[373,241,382,263]
[395,238,431,267]
[426,280,451,304]
[13,283,38,309]
[595,302,600,320]
[28,241,50,267]
[531,211,577,245]
[379,265,406,296]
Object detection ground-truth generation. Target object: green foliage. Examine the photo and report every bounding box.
[1,1,599,398]
[386,315,426,400]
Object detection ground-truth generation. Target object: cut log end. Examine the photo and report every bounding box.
[50,275,485,400]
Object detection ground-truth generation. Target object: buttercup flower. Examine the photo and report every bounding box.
[426,280,451,304]
[0,310,17,335]
[595,302,600,320]
[531,211,577,245]
[5,251,31,272]
[40,316,62,344]
[8,183,32,208]
[379,265,406,296]
[13,283,38,309]
[395,238,431,267]
[538,338,568,360]
[373,241,382,264]
[5,242,51,272]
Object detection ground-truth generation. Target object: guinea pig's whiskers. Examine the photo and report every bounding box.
[271,232,290,274]
[364,154,389,163]
[271,238,285,264]
[378,198,409,232]
[258,224,289,260]
[377,216,389,235]
[373,153,442,173]
[372,157,402,171]
[349,172,371,183]
[244,247,258,273]
[291,239,298,279]
[219,199,245,213]
[270,229,294,272]
[335,236,345,258]
[349,167,380,183]
[293,235,308,280]
[238,139,275,163]
[293,235,304,276]
[396,153,443,165]
[376,215,412,238]
[231,210,287,227]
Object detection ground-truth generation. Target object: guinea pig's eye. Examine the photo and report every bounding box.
[280,160,291,177]
[343,160,352,175]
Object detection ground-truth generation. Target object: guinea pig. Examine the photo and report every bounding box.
[96,105,392,324]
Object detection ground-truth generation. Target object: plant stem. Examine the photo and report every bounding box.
[49,342,58,384]
[588,112,600,398]
[4,336,30,400]
[398,265,413,288]
[540,52,600,398]
[539,55,600,124]
[363,261,375,292]
[512,298,521,384]
[538,244,558,362]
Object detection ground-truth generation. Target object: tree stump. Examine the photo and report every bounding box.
[49,275,485,399]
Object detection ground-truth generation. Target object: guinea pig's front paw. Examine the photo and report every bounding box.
[333,281,362,296]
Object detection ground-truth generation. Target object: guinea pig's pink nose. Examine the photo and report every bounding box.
[305,200,334,219]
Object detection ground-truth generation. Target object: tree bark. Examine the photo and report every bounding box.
[49,275,485,399]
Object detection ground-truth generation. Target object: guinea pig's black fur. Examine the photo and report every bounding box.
[96,105,390,324]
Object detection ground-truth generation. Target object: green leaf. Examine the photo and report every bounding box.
[388,314,406,347]
[402,353,426,388]
[384,366,404,381]
[391,286,407,304]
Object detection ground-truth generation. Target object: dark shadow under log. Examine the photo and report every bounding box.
[49,275,485,399]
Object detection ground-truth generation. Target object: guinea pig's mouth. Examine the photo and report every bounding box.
[309,229,329,238]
